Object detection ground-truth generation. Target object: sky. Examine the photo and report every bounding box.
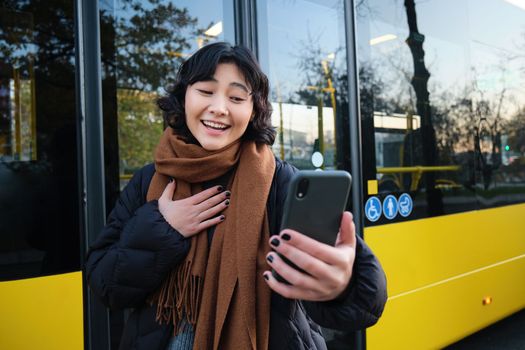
[357,0,525,117]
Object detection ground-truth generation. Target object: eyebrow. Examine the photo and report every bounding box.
[200,77,251,94]
[230,82,250,94]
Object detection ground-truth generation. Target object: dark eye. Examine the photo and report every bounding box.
[230,96,246,103]
[197,89,213,96]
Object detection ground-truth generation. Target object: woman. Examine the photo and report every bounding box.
[86,42,387,350]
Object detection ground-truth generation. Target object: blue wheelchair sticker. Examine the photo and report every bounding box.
[382,195,398,220]
[365,196,382,222]
[398,193,413,217]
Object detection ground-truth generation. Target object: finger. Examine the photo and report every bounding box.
[262,271,324,301]
[336,212,357,249]
[195,214,226,232]
[198,198,229,221]
[160,179,176,200]
[273,231,342,266]
[195,190,230,212]
[189,186,225,205]
[265,252,321,290]
[268,239,332,280]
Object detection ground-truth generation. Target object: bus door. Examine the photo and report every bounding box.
[0,2,84,349]
[97,1,235,348]
[256,0,360,347]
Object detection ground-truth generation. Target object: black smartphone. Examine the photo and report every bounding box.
[272,170,352,284]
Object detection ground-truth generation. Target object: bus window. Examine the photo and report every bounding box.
[257,0,350,172]
[99,1,234,348]
[99,0,234,195]
[467,0,525,209]
[257,0,354,345]
[0,2,80,279]
[354,0,525,224]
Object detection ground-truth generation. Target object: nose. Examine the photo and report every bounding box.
[208,94,229,116]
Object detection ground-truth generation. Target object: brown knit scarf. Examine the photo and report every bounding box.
[147,127,275,350]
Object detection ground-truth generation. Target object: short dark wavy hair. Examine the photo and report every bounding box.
[157,42,275,145]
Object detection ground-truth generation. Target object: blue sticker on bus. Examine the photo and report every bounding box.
[382,195,398,220]
[398,193,413,217]
[365,196,382,222]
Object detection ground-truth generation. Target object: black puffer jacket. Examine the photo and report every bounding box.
[86,158,387,350]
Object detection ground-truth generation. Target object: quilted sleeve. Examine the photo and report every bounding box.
[303,235,387,330]
[85,166,190,309]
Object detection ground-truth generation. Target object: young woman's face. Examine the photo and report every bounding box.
[185,63,254,151]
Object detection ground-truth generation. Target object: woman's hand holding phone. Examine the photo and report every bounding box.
[263,211,357,301]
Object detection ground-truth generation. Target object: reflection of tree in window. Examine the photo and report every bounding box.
[403,0,443,215]
[0,6,37,161]
[1,0,77,164]
[102,0,213,92]
[100,0,217,176]
[358,0,525,216]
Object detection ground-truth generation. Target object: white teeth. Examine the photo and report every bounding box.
[202,120,228,129]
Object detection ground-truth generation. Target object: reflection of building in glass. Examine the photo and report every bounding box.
[271,102,334,144]
[0,8,37,162]
[271,101,335,167]
[375,132,404,168]
[373,111,420,131]
[272,128,308,160]
[373,112,421,168]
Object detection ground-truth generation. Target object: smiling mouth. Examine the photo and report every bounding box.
[201,120,230,130]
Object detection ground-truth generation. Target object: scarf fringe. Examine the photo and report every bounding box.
[153,260,203,335]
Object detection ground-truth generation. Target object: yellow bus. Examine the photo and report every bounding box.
[1,0,524,349]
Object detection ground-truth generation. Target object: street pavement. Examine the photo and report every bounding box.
[444,309,525,350]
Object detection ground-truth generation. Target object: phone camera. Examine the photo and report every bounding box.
[296,178,309,199]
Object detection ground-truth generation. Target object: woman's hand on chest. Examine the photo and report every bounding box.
[158,180,231,238]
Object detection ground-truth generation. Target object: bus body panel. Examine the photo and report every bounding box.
[365,203,525,349]
[0,271,84,350]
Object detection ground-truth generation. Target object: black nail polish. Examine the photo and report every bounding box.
[270,238,280,247]
[281,233,291,241]
[263,274,269,281]
[225,191,231,197]
[220,215,225,221]
[225,199,230,206]
[266,255,274,263]
[217,186,223,192]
